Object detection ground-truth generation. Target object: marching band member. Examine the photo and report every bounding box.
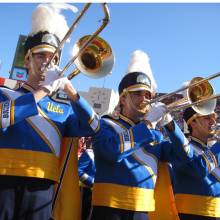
[172,106,220,220]
[73,50,192,220]
[0,4,94,220]
[78,138,96,220]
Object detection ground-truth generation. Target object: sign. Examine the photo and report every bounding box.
[11,67,27,81]
[10,35,27,80]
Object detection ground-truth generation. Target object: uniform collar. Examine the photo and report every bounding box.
[19,83,36,93]
[119,114,136,126]
[190,136,207,148]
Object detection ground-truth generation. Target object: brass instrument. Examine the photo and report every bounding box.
[167,77,217,115]
[149,70,220,105]
[45,3,114,79]
[68,35,114,79]
[51,3,113,213]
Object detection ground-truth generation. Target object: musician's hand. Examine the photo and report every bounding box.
[42,76,69,95]
[145,102,168,126]
[63,79,79,101]
[159,113,173,127]
[40,66,61,94]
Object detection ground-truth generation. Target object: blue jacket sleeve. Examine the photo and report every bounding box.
[70,95,99,132]
[161,121,193,162]
[78,150,95,187]
[65,96,97,137]
[171,141,220,178]
[160,121,211,177]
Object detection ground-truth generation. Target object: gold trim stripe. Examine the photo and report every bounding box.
[10,100,15,125]
[26,118,55,154]
[38,107,62,138]
[0,148,59,181]
[133,148,158,185]
[129,128,134,148]
[119,133,124,153]
[92,183,155,211]
[176,194,220,217]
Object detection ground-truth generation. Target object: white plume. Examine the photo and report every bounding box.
[30,3,78,41]
[125,50,157,92]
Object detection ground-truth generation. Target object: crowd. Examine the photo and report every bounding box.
[0,3,220,220]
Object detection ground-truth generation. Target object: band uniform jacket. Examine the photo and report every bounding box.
[70,103,193,213]
[172,136,220,218]
[78,148,96,188]
[0,84,94,182]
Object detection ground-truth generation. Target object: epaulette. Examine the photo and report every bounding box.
[0,83,21,91]
[102,114,121,124]
[50,90,71,104]
[102,114,115,120]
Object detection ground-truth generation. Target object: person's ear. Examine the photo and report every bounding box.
[24,56,30,69]
[190,120,197,130]
[120,95,126,106]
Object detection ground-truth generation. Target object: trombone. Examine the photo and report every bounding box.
[51,3,113,214]
[169,92,220,114]
[68,34,114,79]
[149,71,220,105]
[165,77,217,114]
[146,76,218,115]
[45,3,114,80]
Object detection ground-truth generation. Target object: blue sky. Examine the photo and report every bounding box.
[1,3,220,94]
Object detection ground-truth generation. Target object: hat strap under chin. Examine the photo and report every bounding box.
[125,90,148,115]
[29,51,38,78]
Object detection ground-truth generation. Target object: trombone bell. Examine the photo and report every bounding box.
[187,77,216,115]
[188,77,213,103]
[72,35,114,78]
[167,76,217,115]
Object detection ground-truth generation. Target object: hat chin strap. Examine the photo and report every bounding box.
[29,51,38,78]
[125,90,149,115]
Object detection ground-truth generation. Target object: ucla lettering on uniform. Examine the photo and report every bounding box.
[47,102,64,114]
[2,101,10,118]
[122,130,130,142]
[0,99,12,129]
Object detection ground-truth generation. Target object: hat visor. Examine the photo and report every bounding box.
[120,84,153,97]
[127,84,152,92]
[187,112,216,125]
[31,44,56,54]
[25,44,58,61]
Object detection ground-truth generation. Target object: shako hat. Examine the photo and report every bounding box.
[24,3,78,62]
[118,50,157,96]
[183,106,216,125]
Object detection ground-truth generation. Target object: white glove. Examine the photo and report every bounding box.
[159,113,173,127]
[40,65,61,88]
[43,77,71,95]
[145,102,168,125]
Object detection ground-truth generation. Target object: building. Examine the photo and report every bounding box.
[79,87,119,116]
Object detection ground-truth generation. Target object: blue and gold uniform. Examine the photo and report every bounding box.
[0,84,93,181]
[91,114,191,212]
[78,148,96,220]
[173,136,220,218]
[71,98,192,214]
[78,148,96,188]
[71,49,194,219]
